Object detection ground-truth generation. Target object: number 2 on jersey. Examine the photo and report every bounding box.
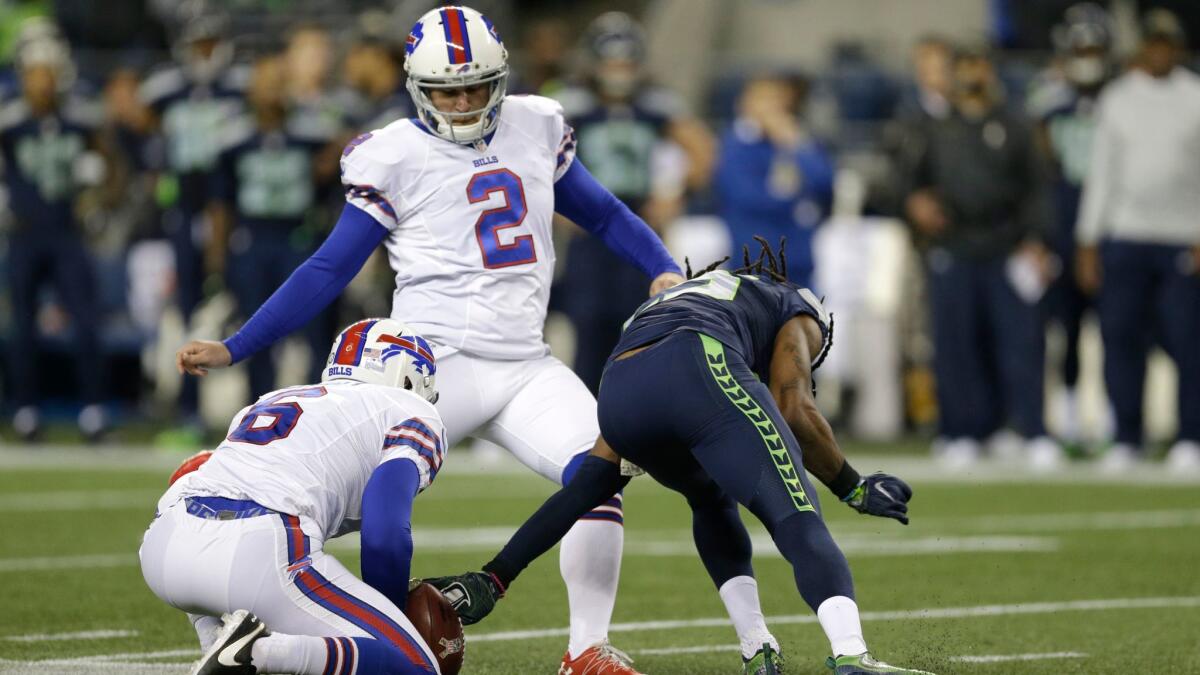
[227,387,326,445]
[468,168,537,269]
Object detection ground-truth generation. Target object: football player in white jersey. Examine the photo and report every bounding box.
[174,6,683,673]
[143,319,449,675]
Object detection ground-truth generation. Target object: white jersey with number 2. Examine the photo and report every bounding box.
[340,94,577,360]
[160,381,446,541]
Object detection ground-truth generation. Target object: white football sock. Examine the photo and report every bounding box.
[560,497,624,660]
[817,595,868,657]
[718,575,779,658]
[252,633,331,675]
[189,613,222,652]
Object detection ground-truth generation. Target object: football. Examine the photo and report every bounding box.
[405,582,466,675]
[168,450,214,486]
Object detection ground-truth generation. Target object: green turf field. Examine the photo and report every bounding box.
[2,446,1199,674]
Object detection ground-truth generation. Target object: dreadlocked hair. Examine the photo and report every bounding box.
[685,236,791,282]
[684,255,730,280]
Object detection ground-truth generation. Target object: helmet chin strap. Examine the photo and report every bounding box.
[434,114,486,144]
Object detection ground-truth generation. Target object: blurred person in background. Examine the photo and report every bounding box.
[897,35,953,123]
[2,35,106,440]
[554,11,714,394]
[140,12,246,437]
[283,24,344,143]
[513,16,569,97]
[1075,10,1200,471]
[209,55,340,404]
[715,73,834,289]
[335,27,410,133]
[1027,3,1113,447]
[903,44,1060,469]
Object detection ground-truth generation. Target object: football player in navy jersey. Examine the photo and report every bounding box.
[430,241,931,675]
[1027,3,1112,449]
[3,37,108,440]
[210,55,341,402]
[554,11,714,394]
[139,13,248,430]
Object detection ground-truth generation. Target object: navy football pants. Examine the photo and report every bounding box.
[925,253,1046,440]
[6,228,102,407]
[1099,241,1200,446]
[225,229,330,402]
[598,331,854,610]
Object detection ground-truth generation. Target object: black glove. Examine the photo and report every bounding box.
[842,473,913,525]
[423,571,505,625]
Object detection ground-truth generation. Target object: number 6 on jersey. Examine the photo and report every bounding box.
[469,168,537,269]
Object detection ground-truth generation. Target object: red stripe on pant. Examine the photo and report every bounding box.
[282,515,308,563]
[295,569,429,668]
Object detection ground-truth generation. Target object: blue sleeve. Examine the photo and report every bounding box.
[553,160,681,279]
[222,204,388,363]
[360,458,421,610]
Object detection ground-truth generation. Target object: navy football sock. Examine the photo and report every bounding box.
[689,491,754,588]
[485,455,630,587]
[770,512,855,612]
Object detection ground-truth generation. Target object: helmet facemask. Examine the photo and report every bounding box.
[407,66,508,145]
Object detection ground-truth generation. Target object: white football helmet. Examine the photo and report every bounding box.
[322,318,439,404]
[404,5,508,144]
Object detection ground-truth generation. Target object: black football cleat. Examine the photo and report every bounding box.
[190,610,268,675]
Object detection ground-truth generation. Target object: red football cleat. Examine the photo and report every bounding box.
[559,640,644,675]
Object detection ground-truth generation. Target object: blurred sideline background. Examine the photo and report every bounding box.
[0,0,1196,470]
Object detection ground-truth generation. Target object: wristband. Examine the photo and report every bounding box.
[827,460,863,501]
[482,558,516,592]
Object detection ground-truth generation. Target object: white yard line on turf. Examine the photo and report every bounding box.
[5,448,1200,484]
[633,535,1059,558]
[950,651,1089,663]
[0,553,135,573]
[324,529,1060,557]
[0,490,159,513]
[632,647,1091,662]
[68,648,197,662]
[0,661,188,674]
[636,644,741,655]
[13,501,1200,573]
[469,595,1200,642]
[2,630,138,643]
[0,596,1193,672]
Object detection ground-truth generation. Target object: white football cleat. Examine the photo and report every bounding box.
[1027,436,1066,472]
[1098,444,1140,474]
[1165,441,1200,473]
[938,438,981,472]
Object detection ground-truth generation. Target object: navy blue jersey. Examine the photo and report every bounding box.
[612,270,831,382]
[1027,76,1102,236]
[0,99,99,231]
[139,65,248,211]
[211,125,326,231]
[556,85,681,208]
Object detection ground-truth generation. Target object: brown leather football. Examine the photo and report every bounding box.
[404,582,465,675]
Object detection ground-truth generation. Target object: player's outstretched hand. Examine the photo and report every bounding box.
[649,271,686,297]
[424,571,505,626]
[176,340,232,377]
[844,473,913,525]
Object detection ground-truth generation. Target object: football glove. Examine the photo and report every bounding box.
[423,571,504,625]
[842,473,913,525]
